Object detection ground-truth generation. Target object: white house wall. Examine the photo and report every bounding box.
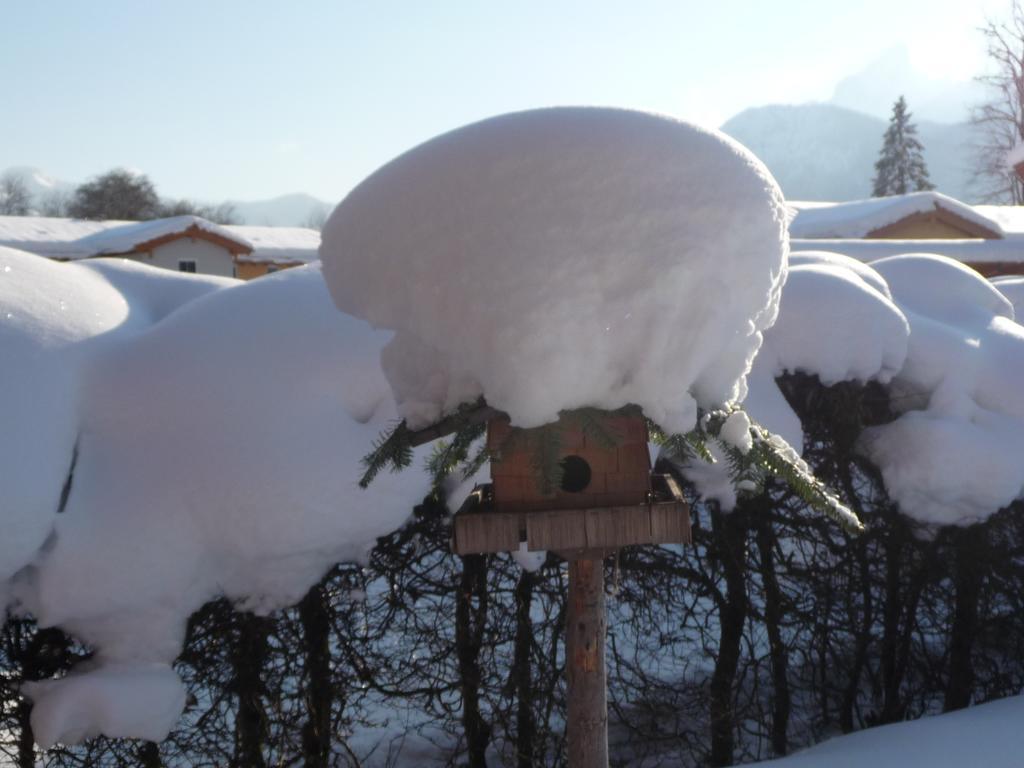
[129,238,237,277]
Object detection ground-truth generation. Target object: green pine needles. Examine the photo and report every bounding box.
[653,406,864,534]
[359,420,415,488]
[358,400,490,490]
[359,401,864,535]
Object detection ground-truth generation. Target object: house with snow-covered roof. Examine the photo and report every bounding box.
[0,214,320,279]
[788,191,1004,240]
[788,192,1024,278]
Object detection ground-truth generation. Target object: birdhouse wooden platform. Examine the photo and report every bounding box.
[452,411,690,556]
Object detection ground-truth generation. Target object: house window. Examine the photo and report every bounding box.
[266,265,278,274]
[178,260,197,273]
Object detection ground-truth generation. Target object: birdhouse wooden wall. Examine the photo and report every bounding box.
[487,412,651,513]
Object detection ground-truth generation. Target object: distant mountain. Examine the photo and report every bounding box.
[829,46,984,124]
[2,166,76,209]
[227,193,334,228]
[721,103,979,202]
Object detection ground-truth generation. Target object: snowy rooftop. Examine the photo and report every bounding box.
[75,215,250,255]
[973,205,1024,236]
[0,215,320,264]
[788,192,1004,239]
[229,225,322,263]
[0,216,125,259]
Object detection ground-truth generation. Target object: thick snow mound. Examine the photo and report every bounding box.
[79,257,237,324]
[13,265,431,744]
[872,253,1013,325]
[21,265,423,630]
[765,263,907,387]
[991,275,1024,317]
[861,409,1024,525]
[321,107,789,434]
[0,250,231,584]
[788,250,892,298]
[746,258,907,454]
[23,663,186,749]
[859,255,1024,525]
[0,248,127,582]
[676,259,907,510]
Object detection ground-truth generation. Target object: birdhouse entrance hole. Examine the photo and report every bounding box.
[560,455,591,493]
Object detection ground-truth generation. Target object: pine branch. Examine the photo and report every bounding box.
[425,420,487,493]
[747,425,864,535]
[664,405,865,535]
[359,421,414,488]
[647,417,715,464]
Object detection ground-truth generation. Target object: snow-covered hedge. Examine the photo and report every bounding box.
[5,109,1024,751]
[1,250,431,746]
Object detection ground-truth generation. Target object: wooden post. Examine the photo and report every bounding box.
[566,557,608,768]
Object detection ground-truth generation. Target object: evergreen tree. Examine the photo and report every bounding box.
[872,96,934,196]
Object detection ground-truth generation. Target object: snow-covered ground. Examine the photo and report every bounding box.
[750,694,1024,768]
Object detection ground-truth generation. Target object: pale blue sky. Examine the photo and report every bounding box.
[0,0,1004,202]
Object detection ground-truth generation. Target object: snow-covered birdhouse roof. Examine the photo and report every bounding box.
[788,192,1004,240]
[319,106,790,436]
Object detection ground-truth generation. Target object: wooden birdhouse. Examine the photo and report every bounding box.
[452,409,690,556]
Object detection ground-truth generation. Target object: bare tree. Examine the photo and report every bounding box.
[302,207,329,231]
[972,1,1024,202]
[161,198,239,224]
[68,169,161,221]
[38,189,72,217]
[0,172,32,215]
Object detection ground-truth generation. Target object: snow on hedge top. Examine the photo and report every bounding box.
[77,258,237,323]
[320,107,788,434]
[788,192,1003,239]
[992,275,1024,316]
[0,249,232,583]
[859,254,1024,526]
[6,264,431,746]
[788,250,892,297]
[789,237,1024,266]
[676,256,907,510]
[747,253,907,451]
[760,261,907,389]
